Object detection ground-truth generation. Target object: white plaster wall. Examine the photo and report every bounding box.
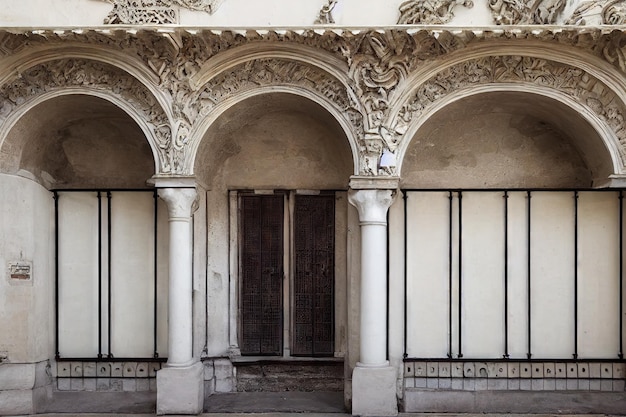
[462,192,505,358]
[403,192,450,358]
[204,188,230,357]
[57,191,169,358]
[577,191,620,359]
[530,192,575,359]
[0,174,54,364]
[110,192,158,358]
[57,192,100,357]
[193,187,208,360]
[0,0,585,27]
[398,190,624,360]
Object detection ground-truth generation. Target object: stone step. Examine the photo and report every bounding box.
[235,361,344,392]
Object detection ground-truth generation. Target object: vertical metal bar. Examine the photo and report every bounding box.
[153,190,159,358]
[458,190,463,358]
[448,191,453,358]
[617,190,624,359]
[386,207,390,361]
[107,191,113,358]
[97,192,103,359]
[54,191,60,360]
[527,190,532,359]
[574,191,579,359]
[504,191,509,359]
[403,191,408,359]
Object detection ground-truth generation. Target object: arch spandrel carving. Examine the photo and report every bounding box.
[3,29,626,178]
[0,58,180,176]
[389,55,626,177]
[185,57,364,176]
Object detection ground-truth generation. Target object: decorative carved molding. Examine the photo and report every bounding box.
[348,31,456,175]
[0,59,183,174]
[2,29,626,175]
[97,0,222,24]
[315,0,338,24]
[398,0,473,24]
[489,0,565,24]
[395,55,626,165]
[192,57,361,128]
[567,0,626,25]
[603,0,626,24]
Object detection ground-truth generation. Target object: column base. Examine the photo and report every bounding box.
[352,365,398,416]
[157,361,204,415]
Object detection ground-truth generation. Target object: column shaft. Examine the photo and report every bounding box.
[158,187,197,367]
[348,188,395,367]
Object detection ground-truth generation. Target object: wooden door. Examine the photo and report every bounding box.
[293,194,335,356]
[240,194,284,355]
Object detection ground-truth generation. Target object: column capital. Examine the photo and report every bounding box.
[158,187,198,219]
[349,175,400,190]
[348,189,396,225]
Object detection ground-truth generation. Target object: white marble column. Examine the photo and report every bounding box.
[348,178,399,417]
[348,189,394,367]
[158,187,197,367]
[155,184,204,415]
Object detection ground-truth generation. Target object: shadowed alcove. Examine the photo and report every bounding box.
[401,92,612,188]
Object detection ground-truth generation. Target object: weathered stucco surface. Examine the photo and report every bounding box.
[402,92,597,188]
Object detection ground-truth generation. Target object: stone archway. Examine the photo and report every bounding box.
[184,52,364,178]
[0,58,173,176]
[389,54,626,183]
[401,90,604,188]
[1,93,155,189]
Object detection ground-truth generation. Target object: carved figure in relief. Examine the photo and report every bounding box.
[566,0,626,24]
[397,0,474,24]
[604,0,626,24]
[96,0,222,24]
[534,0,565,23]
[489,0,564,24]
[315,0,338,24]
[603,31,626,73]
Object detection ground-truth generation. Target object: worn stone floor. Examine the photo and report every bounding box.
[15,390,626,416]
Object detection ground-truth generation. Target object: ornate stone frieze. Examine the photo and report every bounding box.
[604,0,626,24]
[396,55,626,164]
[398,0,474,24]
[489,0,565,24]
[567,0,626,25]
[347,30,461,175]
[315,0,338,24]
[97,0,222,24]
[2,29,626,176]
[0,59,184,174]
[192,58,360,126]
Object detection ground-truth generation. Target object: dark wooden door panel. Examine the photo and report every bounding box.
[293,195,335,356]
[240,194,284,356]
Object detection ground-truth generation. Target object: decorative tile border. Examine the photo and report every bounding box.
[403,361,626,392]
[55,361,163,392]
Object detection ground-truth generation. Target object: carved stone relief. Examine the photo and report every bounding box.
[1,29,626,176]
[315,0,338,24]
[395,55,626,165]
[0,59,182,174]
[398,0,474,24]
[97,0,223,24]
[568,0,626,24]
[192,57,361,131]
[488,0,565,24]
